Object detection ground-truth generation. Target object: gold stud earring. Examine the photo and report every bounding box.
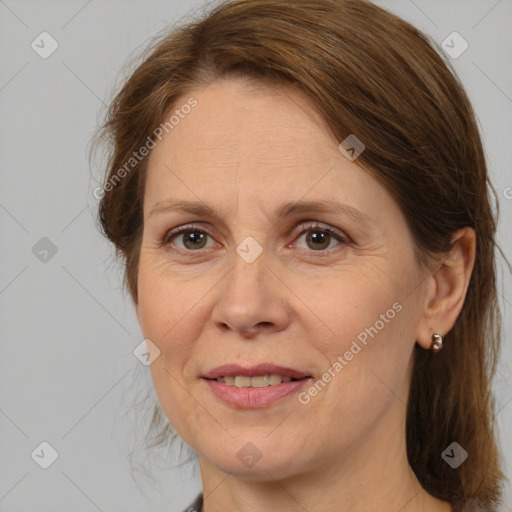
[431,333,443,352]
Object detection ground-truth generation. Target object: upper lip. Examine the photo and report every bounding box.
[202,364,311,380]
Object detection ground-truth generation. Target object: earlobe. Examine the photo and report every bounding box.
[415,227,476,351]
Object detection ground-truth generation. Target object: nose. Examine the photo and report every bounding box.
[211,251,291,339]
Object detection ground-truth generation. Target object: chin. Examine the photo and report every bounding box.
[202,442,309,481]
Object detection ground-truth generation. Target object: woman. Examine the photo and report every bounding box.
[94,0,506,510]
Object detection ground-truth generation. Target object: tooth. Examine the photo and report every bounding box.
[251,375,269,387]
[219,375,295,387]
[235,375,252,387]
[269,374,283,385]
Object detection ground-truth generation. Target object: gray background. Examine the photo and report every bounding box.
[0,0,511,511]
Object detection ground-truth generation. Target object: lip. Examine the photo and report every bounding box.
[201,377,313,408]
[201,363,311,380]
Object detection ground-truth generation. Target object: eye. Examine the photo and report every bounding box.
[161,226,215,252]
[160,222,350,254]
[292,222,349,252]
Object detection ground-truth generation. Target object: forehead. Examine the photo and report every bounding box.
[150,78,339,170]
[144,78,403,232]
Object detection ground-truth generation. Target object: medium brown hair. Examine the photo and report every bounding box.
[94,0,506,508]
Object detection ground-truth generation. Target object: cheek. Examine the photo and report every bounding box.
[298,264,408,352]
[136,251,204,342]
[136,253,220,397]
[136,263,207,440]
[136,267,189,402]
[298,264,419,411]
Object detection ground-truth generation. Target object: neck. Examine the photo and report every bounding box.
[197,396,452,512]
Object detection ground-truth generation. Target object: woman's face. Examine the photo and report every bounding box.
[137,78,430,479]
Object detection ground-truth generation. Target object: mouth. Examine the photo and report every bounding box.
[201,363,312,382]
[200,363,313,408]
[203,374,306,387]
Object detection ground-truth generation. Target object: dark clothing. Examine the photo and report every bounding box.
[181,493,203,512]
[180,493,493,511]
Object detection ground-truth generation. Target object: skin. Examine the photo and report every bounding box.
[136,77,475,512]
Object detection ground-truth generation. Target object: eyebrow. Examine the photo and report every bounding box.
[148,198,373,226]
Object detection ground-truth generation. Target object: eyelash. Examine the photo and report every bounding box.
[159,221,351,255]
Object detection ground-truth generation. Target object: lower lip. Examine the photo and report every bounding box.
[201,378,312,408]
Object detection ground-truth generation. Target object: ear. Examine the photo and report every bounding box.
[415,227,476,350]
